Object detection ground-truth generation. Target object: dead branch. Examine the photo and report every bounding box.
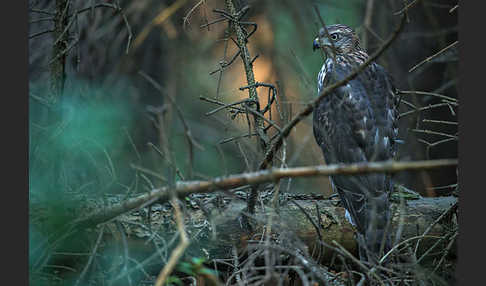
[70,2,132,54]
[183,0,206,28]
[29,8,55,16]
[140,71,204,179]
[394,0,423,15]
[409,128,457,139]
[154,198,190,286]
[29,29,54,39]
[132,0,188,51]
[223,0,268,150]
[398,102,457,119]
[408,40,458,72]
[74,226,105,286]
[73,159,457,229]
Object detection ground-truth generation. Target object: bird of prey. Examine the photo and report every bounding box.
[312,24,399,263]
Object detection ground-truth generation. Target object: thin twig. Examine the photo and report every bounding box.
[29,17,54,24]
[205,98,251,116]
[398,102,456,118]
[379,234,442,264]
[154,198,190,286]
[422,119,458,125]
[245,107,283,134]
[118,5,133,54]
[408,41,458,72]
[291,200,323,241]
[114,220,133,286]
[394,0,422,15]
[414,201,457,255]
[140,71,204,178]
[130,164,167,182]
[74,227,105,286]
[399,89,457,102]
[210,50,241,75]
[313,5,338,61]
[47,37,80,65]
[409,128,458,139]
[219,133,258,144]
[70,3,118,15]
[29,29,54,39]
[183,0,206,28]
[29,8,54,15]
[201,17,227,29]
[132,0,188,50]
[432,231,458,273]
[330,240,385,285]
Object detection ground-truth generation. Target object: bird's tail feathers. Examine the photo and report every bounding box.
[332,176,393,263]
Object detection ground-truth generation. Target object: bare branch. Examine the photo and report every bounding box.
[29,29,54,39]
[409,41,458,72]
[224,0,268,150]
[74,227,105,286]
[70,3,118,15]
[394,0,422,15]
[183,0,206,29]
[422,119,458,125]
[29,17,54,24]
[48,37,80,65]
[398,90,457,103]
[399,102,457,118]
[74,158,457,228]
[140,71,204,178]
[154,198,190,286]
[29,8,54,15]
[409,128,458,139]
[449,5,458,13]
[218,133,258,144]
[132,0,188,50]
[413,201,458,255]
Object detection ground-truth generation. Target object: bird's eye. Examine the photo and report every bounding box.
[330,33,339,41]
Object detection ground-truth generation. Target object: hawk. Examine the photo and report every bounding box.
[312,24,399,263]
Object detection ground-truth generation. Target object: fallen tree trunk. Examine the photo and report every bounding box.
[30,192,457,285]
[104,194,457,266]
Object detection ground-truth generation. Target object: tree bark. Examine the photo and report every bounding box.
[97,195,457,265]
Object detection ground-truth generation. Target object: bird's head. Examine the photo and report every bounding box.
[313,24,362,55]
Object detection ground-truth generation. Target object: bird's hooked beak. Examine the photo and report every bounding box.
[312,37,332,51]
[313,37,333,51]
[313,37,320,51]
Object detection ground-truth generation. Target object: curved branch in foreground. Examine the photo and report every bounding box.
[74,158,457,228]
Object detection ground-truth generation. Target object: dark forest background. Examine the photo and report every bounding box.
[29,0,458,285]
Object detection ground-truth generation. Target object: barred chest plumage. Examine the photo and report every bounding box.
[317,50,370,94]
